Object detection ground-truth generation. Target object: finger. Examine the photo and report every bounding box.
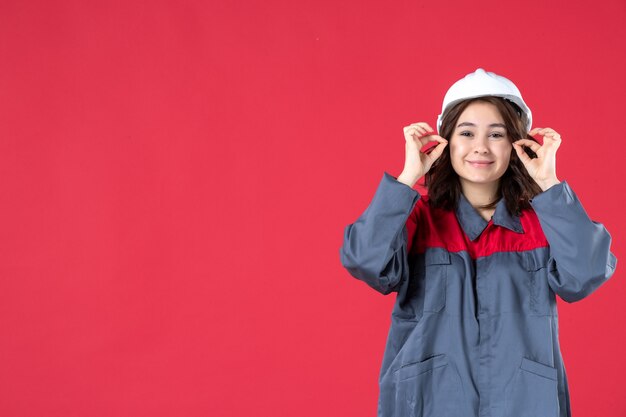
[421,142,438,153]
[414,125,428,135]
[410,122,439,136]
[512,142,532,165]
[529,129,545,140]
[405,125,427,137]
[543,130,561,140]
[403,127,422,144]
[403,126,424,137]
[544,134,561,142]
[419,122,435,133]
[407,122,430,132]
[513,139,541,150]
[533,127,560,137]
[422,136,448,150]
[514,139,542,152]
[533,131,561,146]
[418,130,439,139]
[529,128,559,140]
[405,128,437,148]
[421,136,447,152]
[426,141,447,162]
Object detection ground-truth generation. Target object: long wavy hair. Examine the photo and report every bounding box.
[421,96,543,216]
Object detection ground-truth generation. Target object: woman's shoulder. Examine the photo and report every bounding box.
[415,193,455,213]
[412,193,457,224]
[517,205,549,240]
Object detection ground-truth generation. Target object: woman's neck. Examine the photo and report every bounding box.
[460,180,500,209]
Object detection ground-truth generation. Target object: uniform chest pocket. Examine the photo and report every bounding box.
[524,249,553,315]
[412,248,450,313]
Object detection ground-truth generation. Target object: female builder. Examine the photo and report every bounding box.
[339,68,617,417]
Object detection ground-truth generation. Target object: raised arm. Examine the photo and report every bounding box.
[514,127,617,302]
[530,181,617,302]
[339,172,420,294]
[339,122,447,294]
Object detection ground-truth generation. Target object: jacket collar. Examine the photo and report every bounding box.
[455,192,523,241]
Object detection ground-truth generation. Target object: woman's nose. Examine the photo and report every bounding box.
[473,135,490,153]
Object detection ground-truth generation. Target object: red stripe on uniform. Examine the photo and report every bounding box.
[407,196,549,259]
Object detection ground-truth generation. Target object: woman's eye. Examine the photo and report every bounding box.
[457,131,505,138]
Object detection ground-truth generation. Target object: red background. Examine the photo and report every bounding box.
[1,1,624,416]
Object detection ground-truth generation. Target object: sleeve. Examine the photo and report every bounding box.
[339,172,421,295]
[529,181,618,303]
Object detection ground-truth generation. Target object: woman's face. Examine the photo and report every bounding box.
[449,101,512,191]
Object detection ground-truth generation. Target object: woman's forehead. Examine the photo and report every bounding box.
[457,101,506,126]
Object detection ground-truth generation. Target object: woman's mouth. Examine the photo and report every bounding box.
[467,160,494,168]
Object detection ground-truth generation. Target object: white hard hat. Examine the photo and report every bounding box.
[436,68,532,133]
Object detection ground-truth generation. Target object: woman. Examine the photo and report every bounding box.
[339,68,617,417]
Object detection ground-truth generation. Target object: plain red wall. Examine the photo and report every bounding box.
[1,0,624,416]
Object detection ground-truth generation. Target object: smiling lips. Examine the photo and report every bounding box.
[467,160,494,167]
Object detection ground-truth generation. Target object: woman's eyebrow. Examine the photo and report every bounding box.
[456,122,506,128]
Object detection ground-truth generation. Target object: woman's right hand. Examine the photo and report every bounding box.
[397,122,448,187]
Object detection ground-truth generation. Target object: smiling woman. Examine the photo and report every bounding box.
[448,101,513,218]
[339,68,618,417]
[425,94,543,219]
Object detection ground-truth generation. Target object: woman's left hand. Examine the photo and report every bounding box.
[513,127,562,191]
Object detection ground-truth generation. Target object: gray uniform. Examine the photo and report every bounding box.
[339,172,617,417]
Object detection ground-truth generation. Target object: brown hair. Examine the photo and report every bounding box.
[421,96,543,216]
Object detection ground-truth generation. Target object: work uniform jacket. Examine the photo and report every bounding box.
[339,172,617,417]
